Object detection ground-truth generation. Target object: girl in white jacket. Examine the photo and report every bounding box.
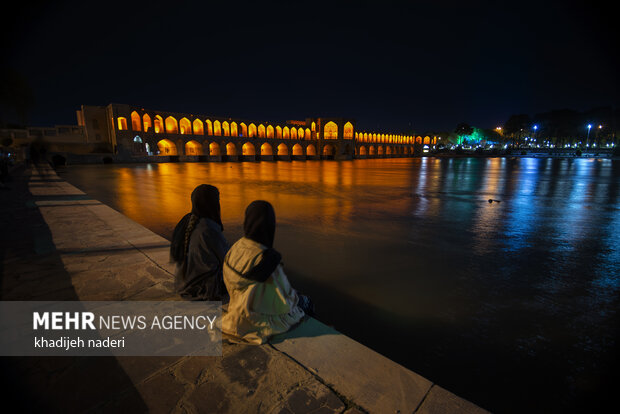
[222,200,313,344]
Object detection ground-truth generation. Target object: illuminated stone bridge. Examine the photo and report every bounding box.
[78,104,438,161]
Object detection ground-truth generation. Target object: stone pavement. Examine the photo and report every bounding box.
[0,163,490,414]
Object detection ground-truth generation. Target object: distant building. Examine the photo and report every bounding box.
[2,103,433,162]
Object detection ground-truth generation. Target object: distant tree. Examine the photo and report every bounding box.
[439,132,460,145]
[454,123,473,144]
[532,109,579,147]
[503,114,531,145]
[455,122,473,136]
[583,106,615,146]
[481,128,503,143]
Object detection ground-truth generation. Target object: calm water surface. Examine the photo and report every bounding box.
[59,158,620,413]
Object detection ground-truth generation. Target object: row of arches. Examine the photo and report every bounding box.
[118,112,363,142]
[354,133,437,145]
[142,138,413,159]
[136,136,413,158]
[118,112,325,140]
[357,145,413,156]
[150,138,322,157]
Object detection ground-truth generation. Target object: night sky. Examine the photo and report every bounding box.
[4,0,618,132]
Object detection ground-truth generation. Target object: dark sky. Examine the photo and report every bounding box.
[4,0,618,132]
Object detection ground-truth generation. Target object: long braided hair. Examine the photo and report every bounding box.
[183,213,199,257]
[170,184,223,264]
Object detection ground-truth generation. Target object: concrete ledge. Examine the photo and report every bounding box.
[417,385,490,414]
[272,317,438,414]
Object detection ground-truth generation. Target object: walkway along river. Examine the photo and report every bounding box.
[58,157,620,413]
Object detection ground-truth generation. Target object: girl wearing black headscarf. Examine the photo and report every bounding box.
[222,200,314,344]
[170,184,228,300]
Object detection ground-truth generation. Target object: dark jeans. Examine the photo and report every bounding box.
[298,293,315,317]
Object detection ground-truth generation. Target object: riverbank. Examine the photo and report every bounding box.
[0,162,489,413]
[428,148,617,159]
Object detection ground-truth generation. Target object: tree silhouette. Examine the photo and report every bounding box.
[455,122,473,136]
[503,114,531,145]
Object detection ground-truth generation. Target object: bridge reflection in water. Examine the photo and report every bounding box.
[60,157,620,414]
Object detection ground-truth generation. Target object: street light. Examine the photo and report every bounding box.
[587,124,592,147]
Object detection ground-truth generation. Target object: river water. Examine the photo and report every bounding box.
[58,157,620,413]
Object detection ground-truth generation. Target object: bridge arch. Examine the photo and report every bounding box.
[261,142,274,156]
[157,139,177,155]
[276,126,282,139]
[283,126,290,139]
[322,144,335,157]
[369,145,376,155]
[179,117,191,134]
[242,142,256,155]
[226,142,237,156]
[222,121,230,136]
[206,119,213,135]
[142,114,151,132]
[165,116,178,134]
[193,118,204,135]
[185,140,203,155]
[240,123,247,137]
[277,143,289,156]
[306,144,317,156]
[267,125,274,138]
[292,143,304,156]
[213,120,221,136]
[305,128,311,140]
[359,145,367,156]
[153,115,163,133]
[133,136,143,154]
[378,145,384,155]
[258,124,266,138]
[131,111,141,131]
[248,123,257,138]
[298,127,304,139]
[208,142,222,156]
[230,122,238,137]
[344,122,353,138]
[291,127,297,140]
[324,121,338,139]
[117,117,128,131]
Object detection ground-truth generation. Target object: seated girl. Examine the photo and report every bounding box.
[222,200,313,344]
[170,184,228,301]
